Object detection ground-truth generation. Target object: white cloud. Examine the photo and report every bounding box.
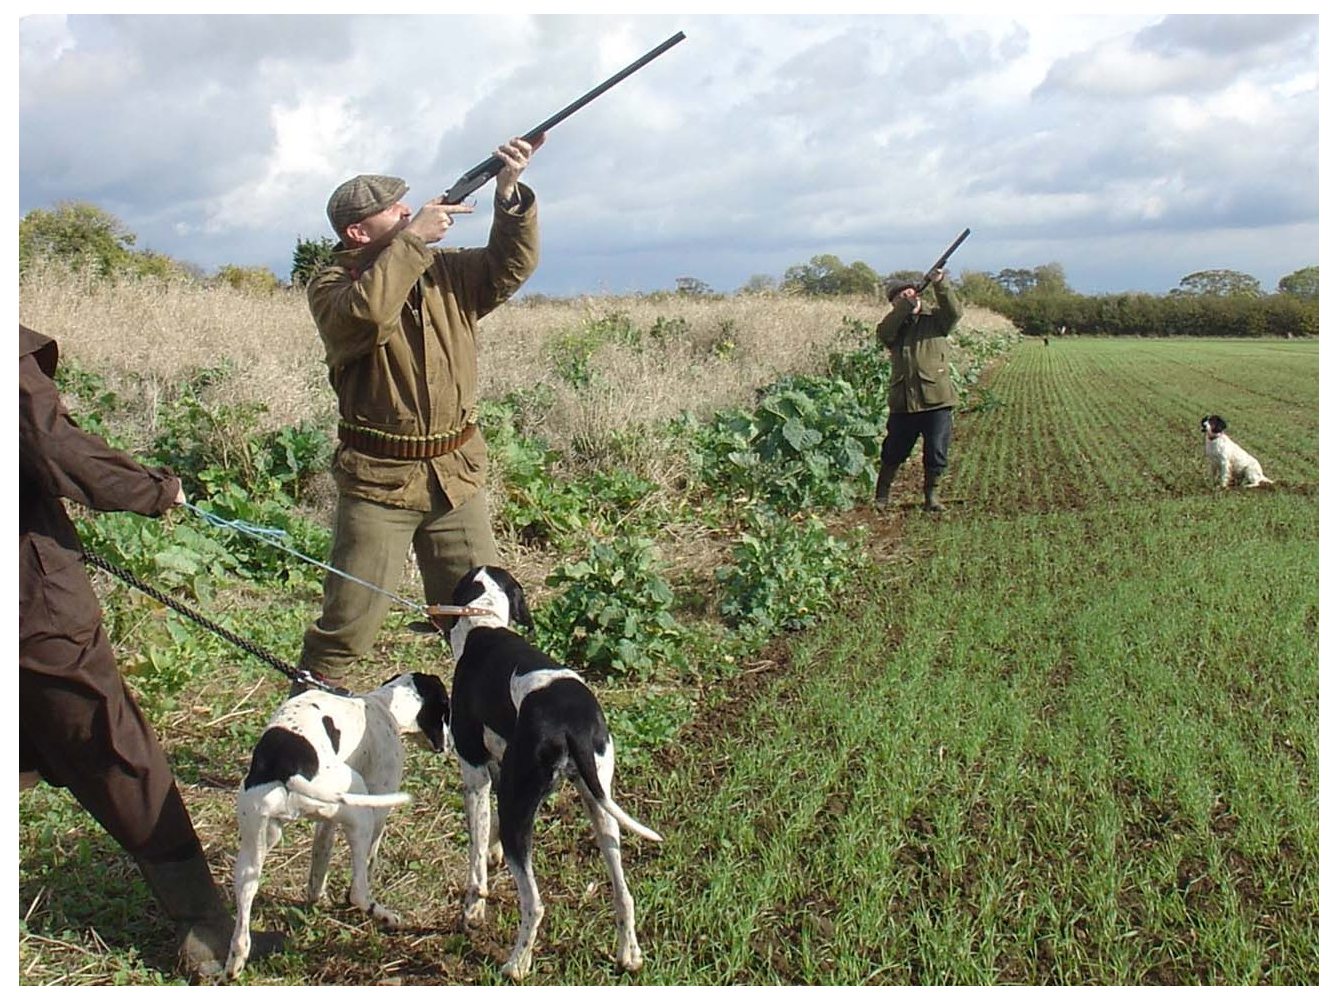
[17,12,1320,294]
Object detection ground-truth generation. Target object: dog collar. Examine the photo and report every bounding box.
[426,604,492,618]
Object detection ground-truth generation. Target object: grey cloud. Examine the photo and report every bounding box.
[1134,14,1316,58]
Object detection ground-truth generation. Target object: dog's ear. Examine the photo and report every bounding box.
[507,576,534,629]
[450,567,487,609]
[486,566,533,629]
[411,673,450,753]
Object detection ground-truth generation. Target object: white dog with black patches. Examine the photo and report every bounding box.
[437,566,663,982]
[225,672,450,979]
[1201,414,1273,488]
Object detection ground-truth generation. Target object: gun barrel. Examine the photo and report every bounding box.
[915,227,971,291]
[444,31,687,203]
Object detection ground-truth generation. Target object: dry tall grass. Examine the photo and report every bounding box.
[18,262,1016,506]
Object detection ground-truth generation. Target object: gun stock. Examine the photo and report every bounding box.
[914,227,971,292]
[443,31,687,205]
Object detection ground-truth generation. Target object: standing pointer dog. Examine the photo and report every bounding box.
[437,566,663,981]
[225,672,450,979]
[1201,415,1273,488]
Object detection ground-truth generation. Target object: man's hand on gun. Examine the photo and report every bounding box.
[405,134,545,245]
[494,134,546,203]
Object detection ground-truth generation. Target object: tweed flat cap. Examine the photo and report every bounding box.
[885,280,918,302]
[326,174,409,234]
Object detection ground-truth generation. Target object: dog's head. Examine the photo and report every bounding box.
[448,566,533,630]
[1201,414,1227,437]
[378,672,450,753]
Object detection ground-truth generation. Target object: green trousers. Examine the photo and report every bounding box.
[298,482,498,681]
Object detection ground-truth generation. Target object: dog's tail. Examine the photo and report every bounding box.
[567,734,664,843]
[284,775,412,809]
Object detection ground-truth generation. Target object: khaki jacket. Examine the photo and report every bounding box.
[877,279,963,413]
[308,185,540,511]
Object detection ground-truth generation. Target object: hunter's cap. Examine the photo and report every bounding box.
[326,174,409,235]
[886,280,918,301]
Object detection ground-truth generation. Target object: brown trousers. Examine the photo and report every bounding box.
[19,622,200,863]
[299,482,498,680]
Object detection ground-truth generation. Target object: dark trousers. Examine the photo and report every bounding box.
[881,407,953,476]
[20,622,201,864]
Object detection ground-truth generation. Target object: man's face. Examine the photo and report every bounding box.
[347,200,411,246]
[896,287,921,313]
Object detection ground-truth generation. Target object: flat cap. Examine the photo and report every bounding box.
[885,280,918,302]
[326,174,409,235]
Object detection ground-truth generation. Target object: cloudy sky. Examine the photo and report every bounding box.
[16,8,1321,297]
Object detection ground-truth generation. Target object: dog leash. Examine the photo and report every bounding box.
[81,549,353,696]
[181,502,490,623]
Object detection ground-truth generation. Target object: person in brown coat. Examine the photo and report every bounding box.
[18,324,281,979]
[297,135,543,686]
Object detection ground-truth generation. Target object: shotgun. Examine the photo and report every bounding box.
[443,31,687,205]
[915,227,971,291]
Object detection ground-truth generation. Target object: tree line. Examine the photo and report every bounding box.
[18,201,1320,337]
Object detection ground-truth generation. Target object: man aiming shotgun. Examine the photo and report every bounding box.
[296,33,685,690]
[874,229,970,513]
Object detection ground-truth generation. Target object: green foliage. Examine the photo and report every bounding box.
[215,264,282,293]
[694,372,883,513]
[1277,265,1319,299]
[147,366,332,506]
[533,537,688,679]
[291,235,339,287]
[1000,289,1318,338]
[1172,269,1264,297]
[716,507,866,639]
[19,201,188,280]
[782,254,881,297]
[546,311,642,388]
[483,398,660,548]
[675,276,714,296]
[52,359,129,448]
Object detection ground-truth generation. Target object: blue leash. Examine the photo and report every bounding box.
[183,501,427,616]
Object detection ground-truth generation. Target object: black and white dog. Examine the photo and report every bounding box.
[225,672,450,979]
[437,566,663,981]
[1201,414,1273,488]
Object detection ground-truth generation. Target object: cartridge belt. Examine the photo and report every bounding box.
[338,417,477,460]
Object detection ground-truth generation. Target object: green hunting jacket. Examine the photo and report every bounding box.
[877,278,963,413]
[308,185,539,511]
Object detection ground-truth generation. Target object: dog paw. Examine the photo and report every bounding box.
[502,953,532,981]
[463,895,488,929]
[617,943,644,973]
[488,843,503,866]
[370,904,403,930]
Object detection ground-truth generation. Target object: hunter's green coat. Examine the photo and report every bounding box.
[877,279,963,413]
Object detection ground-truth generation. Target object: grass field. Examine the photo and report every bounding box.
[17,337,1319,985]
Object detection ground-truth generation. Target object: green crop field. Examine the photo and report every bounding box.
[18,336,1318,986]
[627,338,1319,985]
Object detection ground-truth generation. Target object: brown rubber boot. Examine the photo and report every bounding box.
[137,851,284,981]
[923,472,946,513]
[873,463,899,509]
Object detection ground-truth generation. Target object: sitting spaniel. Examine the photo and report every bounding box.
[1201,415,1273,488]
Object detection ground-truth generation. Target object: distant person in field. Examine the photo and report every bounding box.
[873,268,963,513]
[19,324,283,979]
[297,135,544,687]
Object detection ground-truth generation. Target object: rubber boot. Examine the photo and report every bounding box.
[137,851,284,980]
[873,463,899,510]
[923,472,946,513]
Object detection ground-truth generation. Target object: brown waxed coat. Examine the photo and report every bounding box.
[19,324,196,859]
[307,185,540,512]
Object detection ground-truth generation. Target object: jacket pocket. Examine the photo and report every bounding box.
[917,370,955,409]
[20,536,101,647]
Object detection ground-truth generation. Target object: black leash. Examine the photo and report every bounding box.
[82,549,352,697]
